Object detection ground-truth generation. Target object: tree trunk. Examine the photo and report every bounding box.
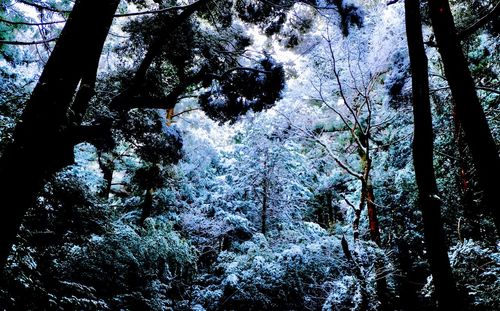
[365,178,381,246]
[0,0,119,271]
[341,236,369,310]
[405,0,461,309]
[353,200,362,241]
[140,188,154,226]
[428,0,500,235]
[326,192,334,228]
[98,152,114,199]
[359,144,390,310]
[364,176,390,310]
[261,178,268,235]
[453,112,481,240]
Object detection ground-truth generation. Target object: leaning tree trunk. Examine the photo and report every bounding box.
[405,0,461,309]
[428,0,500,235]
[0,0,120,271]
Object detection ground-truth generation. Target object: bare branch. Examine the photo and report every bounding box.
[16,0,208,19]
[113,3,198,18]
[324,33,364,134]
[0,18,65,26]
[208,67,271,80]
[279,112,363,180]
[0,37,57,45]
[458,1,500,40]
[17,0,70,13]
[430,85,500,95]
[311,82,366,151]
[172,108,201,118]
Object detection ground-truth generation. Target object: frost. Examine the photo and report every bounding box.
[224,273,240,286]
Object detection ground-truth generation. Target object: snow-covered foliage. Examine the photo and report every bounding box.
[1,0,498,310]
[450,240,500,309]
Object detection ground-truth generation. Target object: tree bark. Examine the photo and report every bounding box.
[261,178,269,235]
[453,113,481,240]
[428,0,500,235]
[0,0,120,271]
[140,188,154,226]
[341,236,369,310]
[405,0,461,309]
[358,142,390,310]
[326,192,334,228]
[98,152,114,199]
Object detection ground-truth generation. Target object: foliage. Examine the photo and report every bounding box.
[0,0,498,310]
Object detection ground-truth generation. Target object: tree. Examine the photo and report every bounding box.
[404,0,460,309]
[288,18,395,308]
[0,0,290,270]
[428,0,500,235]
[0,0,120,271]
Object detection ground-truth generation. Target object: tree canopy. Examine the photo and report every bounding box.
[0,0,499,310]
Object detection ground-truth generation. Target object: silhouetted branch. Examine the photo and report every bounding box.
[458,2,500,40]
[0,37,57,45]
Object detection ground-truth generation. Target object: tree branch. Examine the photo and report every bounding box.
[131,0,210,87]
[17,0,71,13]
[430,85,500,95]
[0,18,65,26]
[0,37,57,45]
[206,67,271,80]
[113,3,198,17]
[279,111,363,180]
[458,1,500,40]
[172,108,201,118]
[110,95,177,111]
[17,0,208,19]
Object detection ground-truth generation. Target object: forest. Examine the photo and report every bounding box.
[0,0,499,310]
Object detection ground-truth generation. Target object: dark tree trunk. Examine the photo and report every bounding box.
[317,204,325,228]
[0,0,120,271]
[98,152,114,199]
[428,0,500,234]
[405,0,461,309]
[140,188,154,226]
[326,192,334,228]
[353,201,361,241]
[453,113,481,240]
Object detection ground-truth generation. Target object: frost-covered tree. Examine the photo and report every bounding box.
[1,0,499,310]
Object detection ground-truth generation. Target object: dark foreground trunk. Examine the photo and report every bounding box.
[405,0,461,309]
[0,0,120,271]
[428,0,500,235]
